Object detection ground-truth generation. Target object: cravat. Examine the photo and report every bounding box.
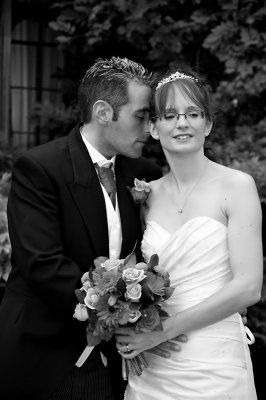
[96,162,116,208]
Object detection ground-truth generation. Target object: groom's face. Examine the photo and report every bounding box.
[105,81,151,158]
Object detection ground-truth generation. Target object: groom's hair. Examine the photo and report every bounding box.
[78,56,152,122]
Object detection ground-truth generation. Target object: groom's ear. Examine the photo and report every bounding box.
[93,100,113,125]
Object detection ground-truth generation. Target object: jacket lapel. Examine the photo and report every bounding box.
[115,156,141,259]
[66,127,109,257]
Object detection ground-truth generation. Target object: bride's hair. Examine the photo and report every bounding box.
[150,69,220,162]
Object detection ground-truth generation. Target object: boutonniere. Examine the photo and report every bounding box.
[127,178,151,208]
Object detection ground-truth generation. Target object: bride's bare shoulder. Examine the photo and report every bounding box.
[210,162,258,206]
[212,162,256,187]
[148,174,169,191]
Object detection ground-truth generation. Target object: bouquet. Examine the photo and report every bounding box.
[73,251,174,379]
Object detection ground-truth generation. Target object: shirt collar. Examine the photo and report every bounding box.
[81,133,116,167]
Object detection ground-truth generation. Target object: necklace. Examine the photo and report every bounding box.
[173,159,209,214]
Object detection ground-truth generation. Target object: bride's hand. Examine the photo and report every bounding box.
[115,326,162,358]
[115,327,185,359]
[239,308,248,325]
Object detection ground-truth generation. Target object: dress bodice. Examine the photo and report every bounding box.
[141,217,232,313]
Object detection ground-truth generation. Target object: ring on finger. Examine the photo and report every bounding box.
[126,344,131,353]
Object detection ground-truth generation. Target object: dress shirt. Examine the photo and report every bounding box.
[81,133,122,259]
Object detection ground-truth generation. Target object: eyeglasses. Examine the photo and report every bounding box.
[156,110,205,124]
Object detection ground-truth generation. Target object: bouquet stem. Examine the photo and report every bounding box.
[122,353,149,380]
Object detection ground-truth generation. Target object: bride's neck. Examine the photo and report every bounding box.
[166,153,208,188]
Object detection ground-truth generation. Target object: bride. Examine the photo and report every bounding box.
[116,69,263,399]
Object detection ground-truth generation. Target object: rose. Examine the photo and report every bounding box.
[125,283,142,302]
[127,178,151,205]
[83,281,93,292]
[135,306,162,333]
[101,259,121,272]
[135,262,148,272]
[128,310,142,323]
[80,271,93,291]
[84,288,100,309]
[134,178,150,192]
[73,303,89,321]
[108,294,119,306]
[81,271,90,284]
[122,268,146,284]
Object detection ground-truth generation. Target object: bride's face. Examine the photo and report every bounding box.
[150,85,212,157]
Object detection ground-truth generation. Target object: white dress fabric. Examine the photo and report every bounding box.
[125,217,257,400]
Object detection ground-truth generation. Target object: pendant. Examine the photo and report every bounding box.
[178,208,183,214]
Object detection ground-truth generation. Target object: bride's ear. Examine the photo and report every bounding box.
[149,120,160,140]
[205,120,213,137]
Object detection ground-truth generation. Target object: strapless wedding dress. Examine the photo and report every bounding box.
[125,217,257,400]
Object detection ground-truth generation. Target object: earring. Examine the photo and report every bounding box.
[153,134,160,140]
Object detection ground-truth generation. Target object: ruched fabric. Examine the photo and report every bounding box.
[125,217,257,400]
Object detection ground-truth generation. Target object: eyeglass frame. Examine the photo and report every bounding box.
[155,109,205,123]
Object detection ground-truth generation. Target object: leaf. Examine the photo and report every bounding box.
[158,308,170,319]
[148,254,159,271]
[124,251,137,267]
[75,288,86,303]
[129,302,141,312]
[48,21,62,31]
[146,272,165,296]
[116,277,127,294]
[88,267,94,282]
[140,280,151,302]
[164,287,175,300]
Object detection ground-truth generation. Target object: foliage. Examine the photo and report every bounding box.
[0,173,11,282]
[0,147,14,175]
[30,101,80,142]
[0,149,13,282]
[214,120,266,202]
[48,0,266,200]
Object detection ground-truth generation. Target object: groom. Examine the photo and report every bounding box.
[0,57,165,400]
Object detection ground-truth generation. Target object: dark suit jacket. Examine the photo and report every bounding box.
[0,126,161,400]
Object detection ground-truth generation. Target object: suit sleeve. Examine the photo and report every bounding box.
[7,155,81,311]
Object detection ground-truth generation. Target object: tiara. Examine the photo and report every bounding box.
[156,71,198,90]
